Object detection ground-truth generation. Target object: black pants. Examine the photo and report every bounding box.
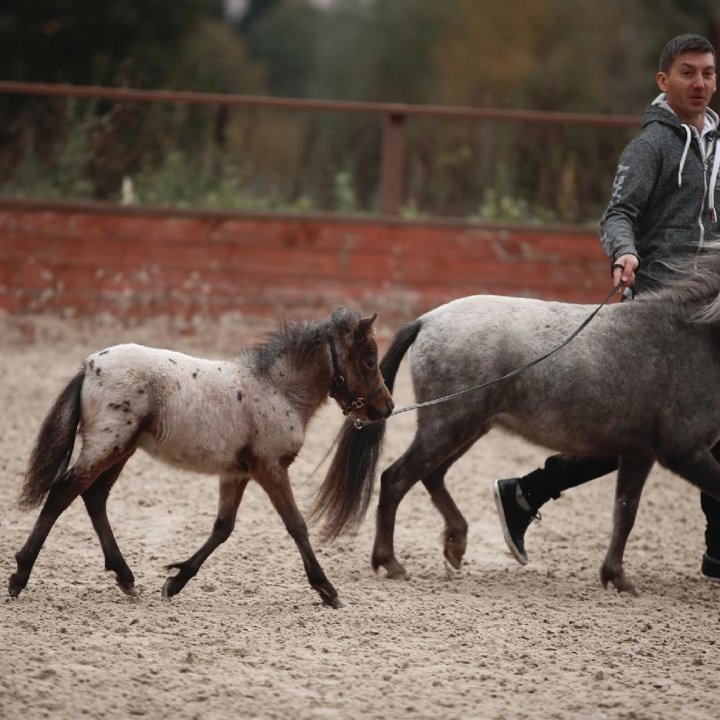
[517,449,720,558]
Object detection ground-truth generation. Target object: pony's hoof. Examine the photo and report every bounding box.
[381,562,410,580]
[386,566,410,580]
[317,585,342,608]
[600,565,638,596]
[444,560,462,579]
[161,577,178,599]
[323,595,344,609]
[443,534,466,570]
[8,574,25,598]
[443,547,464,570]
[371,555,409,580]
[118,581,138,597]
[612,577,639,597]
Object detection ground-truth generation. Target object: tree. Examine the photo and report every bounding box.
[0,1,263,197]
[0,0,209,85]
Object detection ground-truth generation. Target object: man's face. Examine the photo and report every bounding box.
[657,51,717,123]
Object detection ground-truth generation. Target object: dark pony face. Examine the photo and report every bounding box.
[330,309,394,423]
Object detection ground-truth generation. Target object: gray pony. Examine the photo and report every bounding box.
[314,248,720,596]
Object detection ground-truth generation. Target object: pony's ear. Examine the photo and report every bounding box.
[356,313,378,337]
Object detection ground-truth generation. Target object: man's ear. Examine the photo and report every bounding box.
[657,70,668,92]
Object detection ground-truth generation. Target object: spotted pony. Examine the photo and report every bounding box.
[9,307,393,607]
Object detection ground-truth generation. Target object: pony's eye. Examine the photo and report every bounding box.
[365,356,377,370]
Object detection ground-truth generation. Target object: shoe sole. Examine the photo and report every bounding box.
[493,480,529,566]
[700,572,720,584]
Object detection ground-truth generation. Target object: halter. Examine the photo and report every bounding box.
[327,334,386,423]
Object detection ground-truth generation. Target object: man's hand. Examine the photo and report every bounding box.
[611,253,639,288]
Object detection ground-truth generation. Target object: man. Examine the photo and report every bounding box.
[494,33,720,582]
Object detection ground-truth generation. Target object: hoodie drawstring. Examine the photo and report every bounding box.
[678,124,692,187]
[709,136,720,223]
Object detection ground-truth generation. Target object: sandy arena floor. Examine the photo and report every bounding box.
[1,313,718,720]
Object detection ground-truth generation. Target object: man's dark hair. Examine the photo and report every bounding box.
[659,34,715,73]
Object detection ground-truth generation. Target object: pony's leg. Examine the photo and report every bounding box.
[256,464,340,608]
[422,433,485,570]
[9,467,96,597]
[82,457,136,595]
[599,455,654,596]
[371,453,420,580]
[424,462,470,571]
[373,427,483,579]
[162,476,249,598]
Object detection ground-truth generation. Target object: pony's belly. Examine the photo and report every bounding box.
[137,433,237,475]
[496,413,631,458]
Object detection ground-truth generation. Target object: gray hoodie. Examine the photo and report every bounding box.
[599,93,720,291]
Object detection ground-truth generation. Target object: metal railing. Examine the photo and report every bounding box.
[0,80,641,217]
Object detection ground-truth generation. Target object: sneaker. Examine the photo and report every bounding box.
[493,478,537,566]
[701,553,720,583]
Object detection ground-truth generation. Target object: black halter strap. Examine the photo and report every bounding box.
[327,333,346,400]
[327,334,386,417]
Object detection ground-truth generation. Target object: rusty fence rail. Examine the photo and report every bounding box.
[0,80,641,217]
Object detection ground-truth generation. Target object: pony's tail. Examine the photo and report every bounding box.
[312,319,422,541]
[19,368,85,510]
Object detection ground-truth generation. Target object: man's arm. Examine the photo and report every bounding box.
[599,136,658,288]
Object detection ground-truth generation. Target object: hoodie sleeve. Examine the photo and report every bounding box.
[599,136,658,261]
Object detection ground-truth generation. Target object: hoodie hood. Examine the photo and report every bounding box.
[643,94,720,218]
[645,92,720,132]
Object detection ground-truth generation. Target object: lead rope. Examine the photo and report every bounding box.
[387,283,623,419]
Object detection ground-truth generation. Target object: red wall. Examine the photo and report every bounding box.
[0,200,611,324]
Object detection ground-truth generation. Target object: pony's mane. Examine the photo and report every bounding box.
[248,308,359,374]
[638,244,720,324]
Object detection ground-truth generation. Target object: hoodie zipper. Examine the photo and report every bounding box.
[694,127,708,265]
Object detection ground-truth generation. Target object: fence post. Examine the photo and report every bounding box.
[381,111,406,215]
